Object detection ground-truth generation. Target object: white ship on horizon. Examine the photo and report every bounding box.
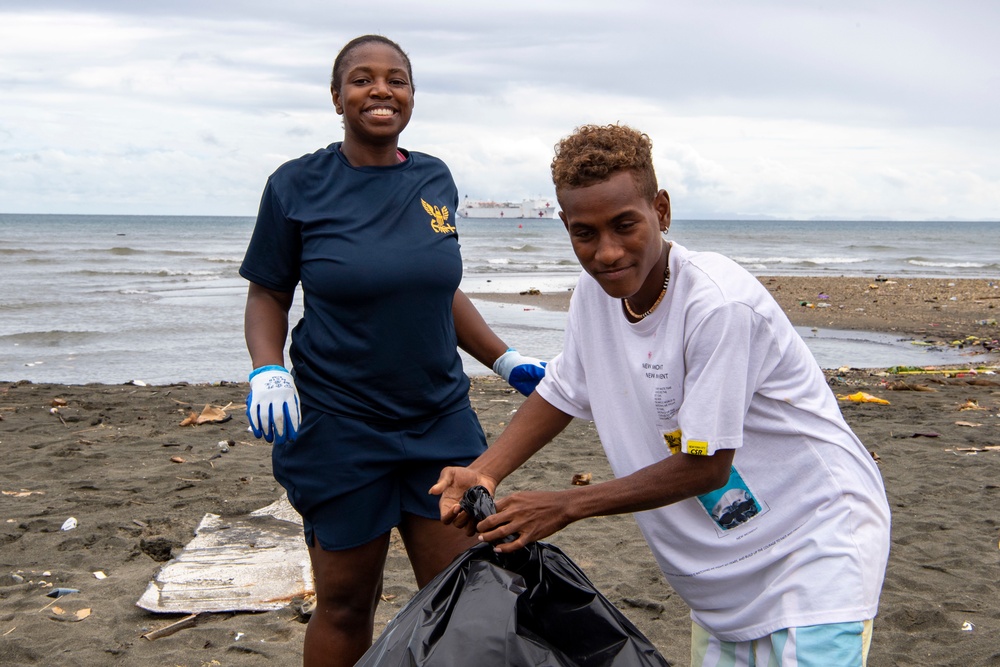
[457,197,555,219]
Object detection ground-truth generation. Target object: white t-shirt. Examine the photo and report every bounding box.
[536,242,891,642]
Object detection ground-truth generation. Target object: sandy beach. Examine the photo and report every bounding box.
[474,275,1000,356]
[2,275,999,666]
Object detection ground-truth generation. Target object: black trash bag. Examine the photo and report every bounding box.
[357,486,671,667]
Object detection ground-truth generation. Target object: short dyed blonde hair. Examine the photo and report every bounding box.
[550,124,658,199]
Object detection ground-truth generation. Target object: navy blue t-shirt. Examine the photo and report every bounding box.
[240,143,470,422]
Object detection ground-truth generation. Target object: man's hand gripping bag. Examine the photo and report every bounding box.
[356,486,671,666]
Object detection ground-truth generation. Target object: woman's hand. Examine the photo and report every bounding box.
[493,348,547,396]
[246,365,300,444]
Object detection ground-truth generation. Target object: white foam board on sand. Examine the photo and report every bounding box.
[137,496,312,614]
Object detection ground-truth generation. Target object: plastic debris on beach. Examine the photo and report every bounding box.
[947,445,1000,454]
[46,587,79,598]
[60,517,77,531]
[2,488,45,497]
[137,495,311,614]
[179,403,233,426]
[571,472,592,486]
[886,365,927,374]
[49,606,91,622]
[836,392,890,405]
[884,381,936,392]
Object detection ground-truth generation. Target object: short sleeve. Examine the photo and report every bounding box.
[239,179,301,291]
[535,310,594,421]
[677,301,779,455]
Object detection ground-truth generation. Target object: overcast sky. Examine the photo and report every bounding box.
[2,1,998,220]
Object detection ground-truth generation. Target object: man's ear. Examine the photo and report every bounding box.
[331,87,343,115]
[654,189,671,231]
[559,210,569,232]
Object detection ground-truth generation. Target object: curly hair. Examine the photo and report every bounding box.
[330,35,413,93]
[551,124,658,200]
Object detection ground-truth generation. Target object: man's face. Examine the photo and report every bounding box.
[558,171,671,302]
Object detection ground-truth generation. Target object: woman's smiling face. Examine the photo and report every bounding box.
[332,42,414,147]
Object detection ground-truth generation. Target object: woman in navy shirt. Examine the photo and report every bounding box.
[240,34,544,666]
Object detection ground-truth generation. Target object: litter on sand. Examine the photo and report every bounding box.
[49,606,91,622]
[137,496,311,614]
[179,403,234,427]
[46,588,79,598]
[947,446,1000,454]
[884,381,936,392]
[837,392,891,405]
[141,612,212,640]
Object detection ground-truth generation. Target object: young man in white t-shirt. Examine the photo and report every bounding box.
[432,124,890,667]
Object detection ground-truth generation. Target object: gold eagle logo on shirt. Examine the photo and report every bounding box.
[422,199,456,234]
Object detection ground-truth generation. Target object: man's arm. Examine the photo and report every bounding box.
[477,447,734,552]
[431,391,574,528]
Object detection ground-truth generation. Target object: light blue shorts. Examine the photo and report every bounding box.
[691,619,873,667]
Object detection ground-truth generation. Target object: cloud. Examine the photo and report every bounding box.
[0,1,997,219]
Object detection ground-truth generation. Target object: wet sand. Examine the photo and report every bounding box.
[472,275,1000,356]
[2,275,999,666]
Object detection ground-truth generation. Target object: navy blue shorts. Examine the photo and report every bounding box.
[272,404,487,551]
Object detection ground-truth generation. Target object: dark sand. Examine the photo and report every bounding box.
[473,275,1000,355]
[2,275,999,666]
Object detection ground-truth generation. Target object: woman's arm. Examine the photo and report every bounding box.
[453,289,547,395]
[452,288,508,369]
[243,283,300,444]
[245,283,295,368]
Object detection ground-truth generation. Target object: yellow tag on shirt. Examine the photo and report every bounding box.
[686,440,710,456]
[663,430,682,455]
[664,430,710,456]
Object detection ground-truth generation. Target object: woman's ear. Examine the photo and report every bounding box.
[331,87,343,115]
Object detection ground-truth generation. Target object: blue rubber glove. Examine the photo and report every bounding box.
[493,348,547,396]
[246,365,301,445]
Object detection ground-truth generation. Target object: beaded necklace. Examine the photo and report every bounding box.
[622,262,670,321]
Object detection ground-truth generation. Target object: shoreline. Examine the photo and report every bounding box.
[1,276,996,387]
[470,275,1000,361]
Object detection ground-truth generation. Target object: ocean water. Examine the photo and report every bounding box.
[1,214,997,385]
